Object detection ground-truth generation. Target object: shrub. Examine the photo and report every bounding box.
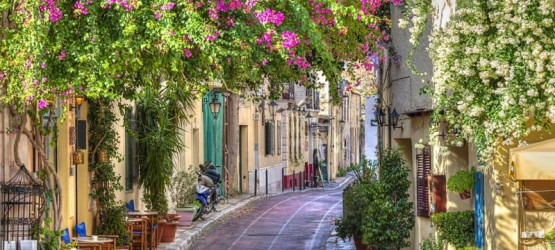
[336,148,414,250]
[337,168,347,177]
[420,234,443,250]
[361,148,414,249]
[431,210,474,248]
[447,168,475,193]
[170,169,197,208]
[335,183,373,239]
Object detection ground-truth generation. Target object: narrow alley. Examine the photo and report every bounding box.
[189,180,352,250]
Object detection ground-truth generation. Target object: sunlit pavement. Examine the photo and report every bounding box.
[189,178,353,250]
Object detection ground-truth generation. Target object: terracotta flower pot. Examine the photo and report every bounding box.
[156,220,165,245]
[353,235,370,250]
[160,221,178,243]
[175,206,197,227]
[459,190,471,200]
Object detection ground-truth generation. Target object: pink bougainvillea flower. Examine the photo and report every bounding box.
[159,2,175,10]
[116,74,122,78]
[257,30,275,48]
[262,59,268,66]
[33,79,40,86]
[281,31,300,50]
[74,1,88,15]
[27,96,34,102]
[254,8,284,26]
[59,50,66,61]
[38,100,48,109]
[154,12,163,19]
[205,31,220,41]
[50,7,63,22]
[42,77,48,83]
[183,48,192,58]
[0,72,4,78]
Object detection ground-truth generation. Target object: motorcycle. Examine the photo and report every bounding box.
[193,161,222,221]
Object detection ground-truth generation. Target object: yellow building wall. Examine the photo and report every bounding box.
[489,128,555,250]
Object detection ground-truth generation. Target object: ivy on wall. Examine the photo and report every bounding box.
[88,99,128,243]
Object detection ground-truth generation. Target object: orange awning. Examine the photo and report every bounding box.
[510,138,555,180]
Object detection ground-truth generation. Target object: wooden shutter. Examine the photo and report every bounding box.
[277,121,281,155]
[416,146,431,217]
[265,122,272,155]
[430,175,447,213]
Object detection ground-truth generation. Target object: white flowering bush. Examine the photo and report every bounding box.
[429,0,555,159]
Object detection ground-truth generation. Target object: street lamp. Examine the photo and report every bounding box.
[70,95,84,111]
[371,106,403,148]
[209,94,221,119]
[268,100,278,120]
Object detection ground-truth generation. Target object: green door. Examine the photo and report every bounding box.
[203,91,225,195]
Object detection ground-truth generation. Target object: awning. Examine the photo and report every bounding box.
[510,138,555,180]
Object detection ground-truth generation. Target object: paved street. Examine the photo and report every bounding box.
[189,181,351,250]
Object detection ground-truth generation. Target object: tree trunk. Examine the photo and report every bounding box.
[226,93,240,194]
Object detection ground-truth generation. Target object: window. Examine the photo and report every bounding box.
[277,121,281,155]
[416,146,431,217]
[265,121,275,155]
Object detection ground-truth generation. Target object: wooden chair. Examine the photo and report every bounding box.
[128,218,147,250]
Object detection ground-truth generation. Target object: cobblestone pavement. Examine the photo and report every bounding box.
[188,177,354,250]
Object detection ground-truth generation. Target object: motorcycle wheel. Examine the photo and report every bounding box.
[192,203,205,221]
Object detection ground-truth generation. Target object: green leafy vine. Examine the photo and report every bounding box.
[88,98,128,245]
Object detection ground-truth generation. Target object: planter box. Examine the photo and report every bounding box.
[459,190,471,200]
[175,206,198,227]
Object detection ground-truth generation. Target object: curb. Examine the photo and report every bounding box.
[165,175,354,249]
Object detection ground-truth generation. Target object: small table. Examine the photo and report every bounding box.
[73,237,113,244]
[73,237,113,249]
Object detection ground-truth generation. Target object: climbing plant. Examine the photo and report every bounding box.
[1,0,403,230]
[88,99,128,244]
[428,0,555,160]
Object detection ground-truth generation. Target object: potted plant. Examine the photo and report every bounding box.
[135,85,194,243]
[335,183,373,249]
[170,169,199,227]
[545,228,555,250]
[447,168,475,200]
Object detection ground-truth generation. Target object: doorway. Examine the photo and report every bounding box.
[240,126,248,193]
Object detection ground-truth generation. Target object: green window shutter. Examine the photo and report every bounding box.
[265,122,271,155]
[271,122,275,155]
[277,121,281,155]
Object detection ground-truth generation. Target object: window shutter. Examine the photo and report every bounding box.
[271,122,275,155]
[277,121,281,155]
[265,122,271,155]
[416,146,431,217]
[430,175,447,213]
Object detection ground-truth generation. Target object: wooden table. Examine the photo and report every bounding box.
[73,237,114,249]
[127,211,159,248]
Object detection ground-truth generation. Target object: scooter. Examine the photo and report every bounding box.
[193,161,221,221]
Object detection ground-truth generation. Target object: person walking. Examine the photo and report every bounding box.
[312,149,319,187]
